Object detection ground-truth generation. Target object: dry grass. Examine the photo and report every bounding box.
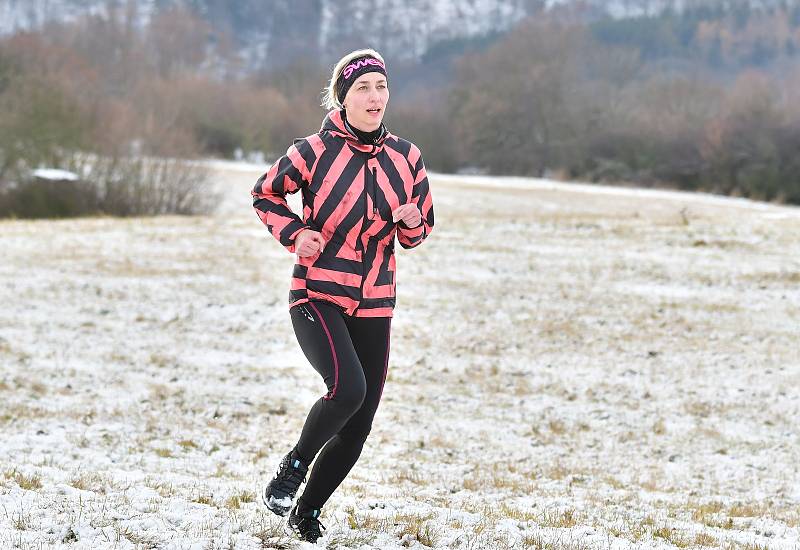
[393,512,440,547]
[344,506,392,531]
[694,532,718,546]
[538,508,579,529]
[193,494,214,506]
[4,469,42,491]
[70,472,112,493]
[388,469,427,486]
[178,439,199,450]
[653,524,692,547]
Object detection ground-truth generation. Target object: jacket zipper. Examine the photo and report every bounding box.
[353,159,372,314]
[371,167,378,217]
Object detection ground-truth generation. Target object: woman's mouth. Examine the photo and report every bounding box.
[367,108,381,116]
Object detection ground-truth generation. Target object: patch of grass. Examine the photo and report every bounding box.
[743,270,800,284]
[521,533,596,550]
[70,472,110,494]
[691,500,724,521]
[242,513,293,547]
[685,400,714,418]
[154,447,173,458]
[426,434,455,448]
[538,507,578,528]
[114,525,162,546]
[344,506,391,531]
[514,378,532,395]
[492,473,533,492]
[604,475,625,490]
[4,469,42,490]
[212,463,232,478]
[251,448,269,463]
[694,532,717,546]
[178,439,198,450]
[546,463,570,481]
[639,471,670,492]
[687,500,737,529]
[144,477,178,498]
[149,383,172,402]
[607,521,648,543]
[461,465,535,493]
[389,469,426,485]
[193,494,214,506]
[449,518,464,530]
[325,530,376,548]
[13,513,33,531]
[393,512,439,547]
[728,502,765,517]
[149,353,172,368]
[463,476,479,491]
[653,525,691,547]
[500,502,538,522]
[548,419,568,435]
[225,490,255,509]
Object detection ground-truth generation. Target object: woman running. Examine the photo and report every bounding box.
[251,48,434,543]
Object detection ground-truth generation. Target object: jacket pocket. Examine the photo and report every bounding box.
[307,177,347,230]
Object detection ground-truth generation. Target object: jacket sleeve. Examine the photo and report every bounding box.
[251,139,316,254]
[397,146,434,250]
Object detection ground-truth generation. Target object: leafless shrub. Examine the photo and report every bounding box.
[76,155,219,216]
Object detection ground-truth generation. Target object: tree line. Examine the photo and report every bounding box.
[409,3,800,203]
[1,1,799,213]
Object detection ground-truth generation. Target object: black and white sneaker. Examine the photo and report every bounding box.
[262,450,308,516]
[287,503,326,543]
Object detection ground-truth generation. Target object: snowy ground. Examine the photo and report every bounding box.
[1,164,799,550]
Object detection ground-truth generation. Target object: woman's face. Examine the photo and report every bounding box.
[342,71,389,132]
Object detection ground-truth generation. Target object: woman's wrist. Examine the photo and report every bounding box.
[400,219,422,229]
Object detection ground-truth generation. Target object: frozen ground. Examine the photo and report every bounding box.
[1,164,799,549]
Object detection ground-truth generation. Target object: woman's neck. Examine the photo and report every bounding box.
[343,110,383,144]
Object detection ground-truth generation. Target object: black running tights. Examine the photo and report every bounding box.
[289,300,391,509]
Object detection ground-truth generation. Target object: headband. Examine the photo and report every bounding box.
[336,56,387,105]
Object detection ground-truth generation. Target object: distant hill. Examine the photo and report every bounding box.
[0,0,538,69]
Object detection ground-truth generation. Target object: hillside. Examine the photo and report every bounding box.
[1,168,798,548]
[0,0,534,68]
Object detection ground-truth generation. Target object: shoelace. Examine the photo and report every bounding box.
[275,464,306,493]
[299,516,326,540]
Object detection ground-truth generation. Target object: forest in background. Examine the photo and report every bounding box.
[1,1,800,211]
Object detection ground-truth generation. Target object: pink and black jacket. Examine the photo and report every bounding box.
[252,110,434,317]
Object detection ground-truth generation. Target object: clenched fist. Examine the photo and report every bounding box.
[392,203,421,229]
[295,229,326,258]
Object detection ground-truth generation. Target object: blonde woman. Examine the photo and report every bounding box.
[251,48,434,543]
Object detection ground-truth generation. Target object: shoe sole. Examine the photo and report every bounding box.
[262,492,292,517]
[284,522,321,544]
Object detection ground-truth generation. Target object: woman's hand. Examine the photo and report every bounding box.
[295,229,326,257]
[392,203,422,228]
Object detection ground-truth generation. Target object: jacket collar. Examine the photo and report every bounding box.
[321,109,389,155]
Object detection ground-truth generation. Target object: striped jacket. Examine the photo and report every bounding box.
[252,110,434,317]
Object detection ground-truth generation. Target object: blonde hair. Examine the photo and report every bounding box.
[321,48,386,110]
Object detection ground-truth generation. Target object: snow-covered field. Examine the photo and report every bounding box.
[1,165,799,549]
